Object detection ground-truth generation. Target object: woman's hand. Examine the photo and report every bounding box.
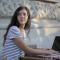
[47,49,59,54]
[37,48,59,55]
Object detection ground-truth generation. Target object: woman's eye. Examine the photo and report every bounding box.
[23,13,27,16]
[18,12,27,16]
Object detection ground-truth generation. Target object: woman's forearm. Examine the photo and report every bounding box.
[25,47,52,55]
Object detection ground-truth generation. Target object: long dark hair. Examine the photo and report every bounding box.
[3,6,31,45]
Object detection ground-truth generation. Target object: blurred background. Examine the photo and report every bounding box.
[0,0,60,55]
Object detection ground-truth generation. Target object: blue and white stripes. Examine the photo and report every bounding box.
[1,26,25,60]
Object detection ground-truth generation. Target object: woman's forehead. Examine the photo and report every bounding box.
[19,9,27,13]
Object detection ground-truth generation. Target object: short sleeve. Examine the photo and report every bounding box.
[7,26,23,39]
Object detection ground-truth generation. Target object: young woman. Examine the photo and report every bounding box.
[1,6,58,60]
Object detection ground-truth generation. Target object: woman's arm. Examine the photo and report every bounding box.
[14,37,57,55]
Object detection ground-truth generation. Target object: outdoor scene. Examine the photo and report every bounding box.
[0,0,60,60]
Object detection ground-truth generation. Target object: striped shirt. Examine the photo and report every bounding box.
[1,26,25,60]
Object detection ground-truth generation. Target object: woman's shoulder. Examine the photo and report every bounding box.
[9,26,20,33]
[10,26,18,29]
[10,26,19,30]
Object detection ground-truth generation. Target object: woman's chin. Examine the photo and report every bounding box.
[20,22,26,25]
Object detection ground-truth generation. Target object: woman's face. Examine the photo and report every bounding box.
[17,9,28,25]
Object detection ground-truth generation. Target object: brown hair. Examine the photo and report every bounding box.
[3,6,31,45]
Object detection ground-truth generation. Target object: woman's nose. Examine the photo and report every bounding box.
[20,14,24,19]
[21,14,25,17]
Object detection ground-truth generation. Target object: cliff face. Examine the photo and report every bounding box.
[0,0,60,20]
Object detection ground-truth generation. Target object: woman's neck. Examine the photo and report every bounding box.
[19,26,25,32]
[19,24,25,29]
